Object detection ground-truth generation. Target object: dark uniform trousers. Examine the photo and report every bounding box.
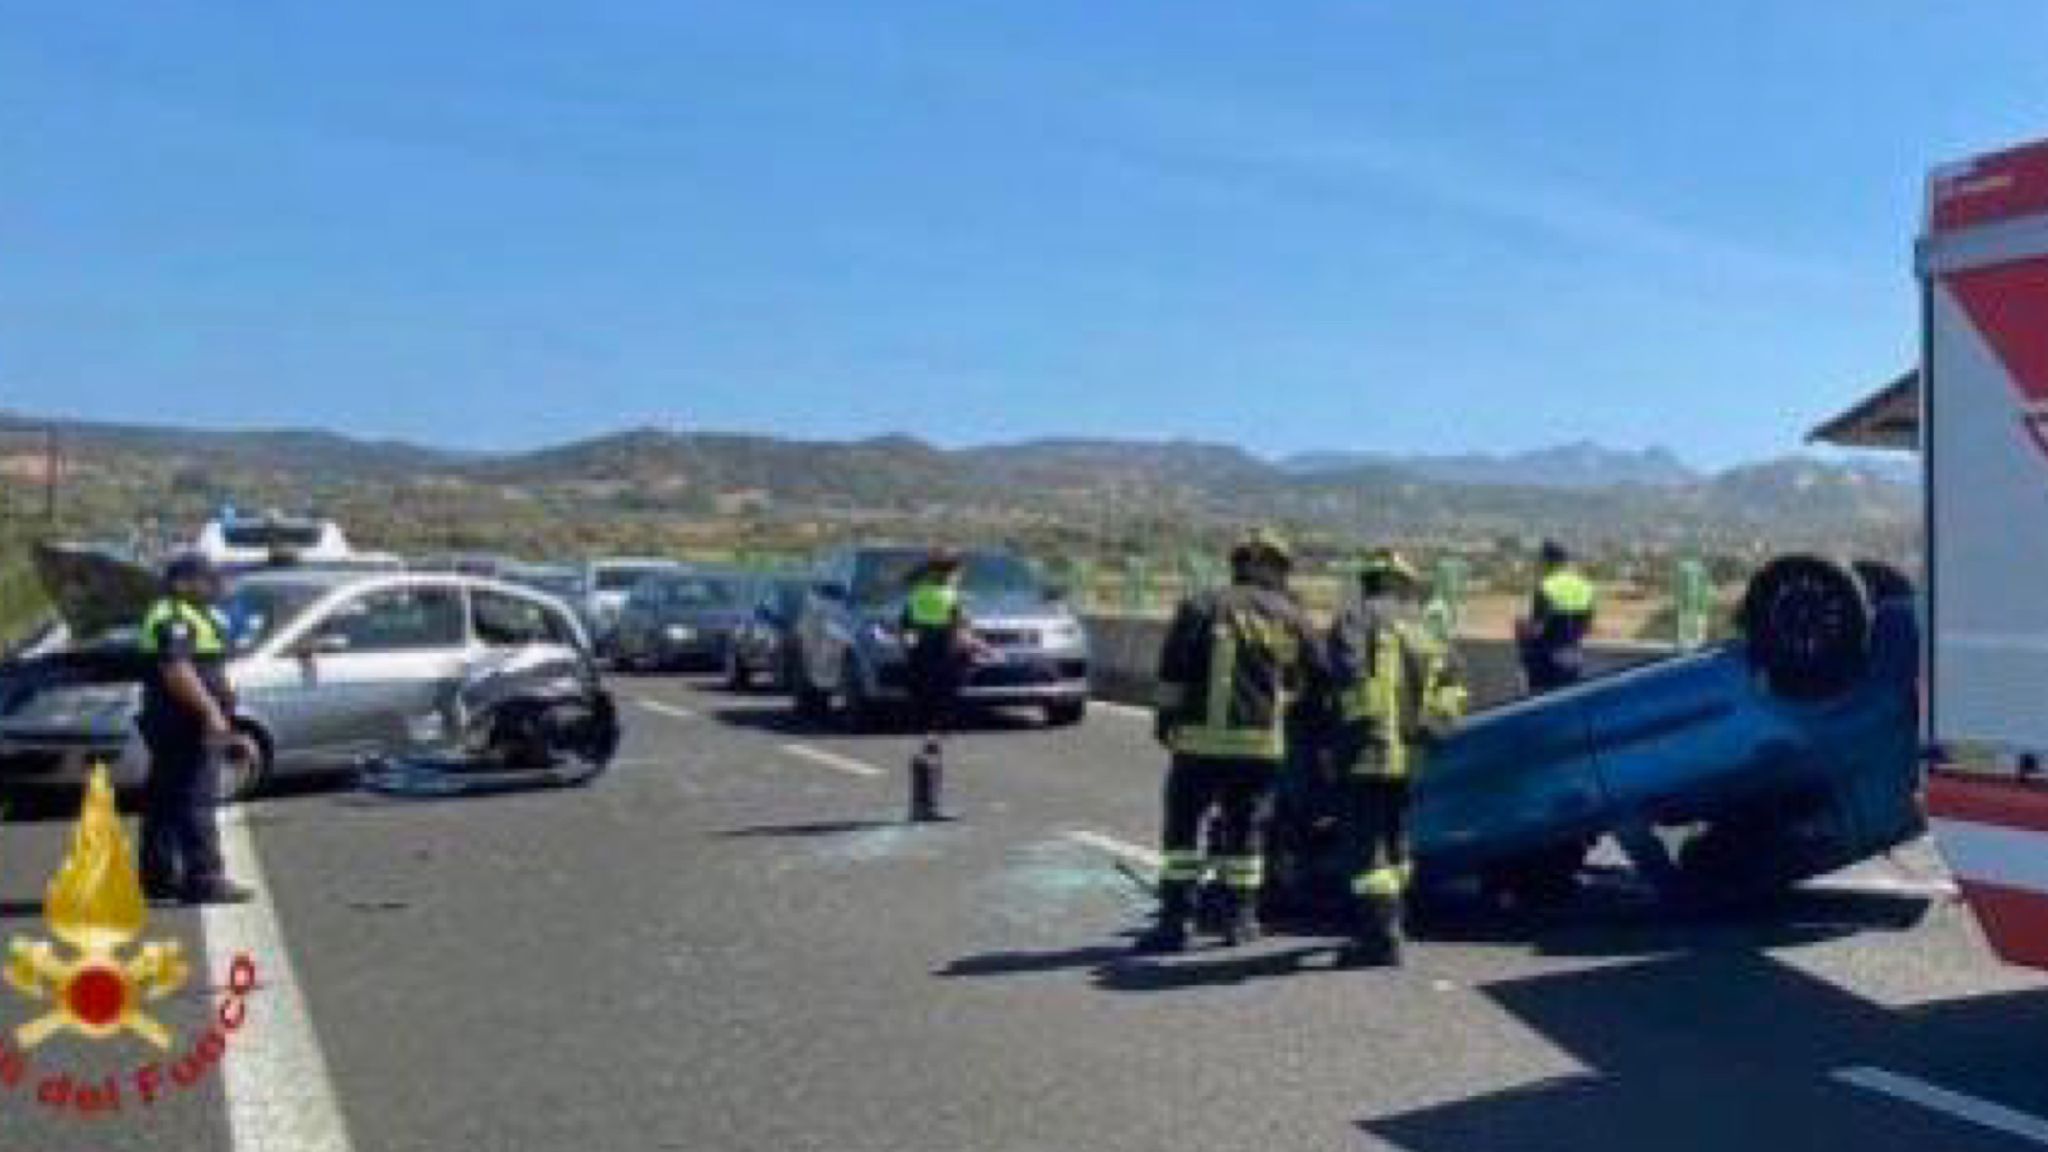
[1162,756,1270,866]
[139,721,226,888]
[1346,773,1411,901]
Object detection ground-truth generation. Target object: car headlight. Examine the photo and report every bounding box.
[1042,620,1085,648]
[664,624,696,642]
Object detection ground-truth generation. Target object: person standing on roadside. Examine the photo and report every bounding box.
[136,552,255,906]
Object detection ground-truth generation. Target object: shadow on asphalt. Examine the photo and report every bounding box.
[938,886,1940,994]
[1361,952,2048,1152]
[717,818,910,839]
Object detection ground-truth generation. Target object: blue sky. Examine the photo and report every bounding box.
[2,2,2045,466]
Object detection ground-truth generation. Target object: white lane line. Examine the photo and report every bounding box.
[1063,829,1162,871]
[635,698,698,721]
[208,810,356,1152]
[1808,875,1959,900]
[1834,1066,2048,1146]
[777,742,886,779]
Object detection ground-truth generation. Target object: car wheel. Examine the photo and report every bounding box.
[838,660,880,733]
[724,648,751,692]
[1740,555,1871,701]
[221,725,274,804]
[1044,700,1087,727]
[793,665,831,721]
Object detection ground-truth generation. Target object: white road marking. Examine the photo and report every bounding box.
[1090,700,1151,721]
[635,698,698,721]
[1808,874,1960,900]
[1063,829,1162,871]
[1834,1066,2048,1146]
[778,742,886,778]
[208,809,356,1152]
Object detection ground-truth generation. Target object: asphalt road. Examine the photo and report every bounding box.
[5,674,2048,1151]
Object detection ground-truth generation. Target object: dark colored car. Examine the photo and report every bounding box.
[611,571,753,672]
[724,577,808,691]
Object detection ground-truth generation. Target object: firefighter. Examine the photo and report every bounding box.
[1137,530,1327,953]
[1517,540,1596,694]
[902,547,973,822]
[137,552,255,906]
[1328,548,1467,966]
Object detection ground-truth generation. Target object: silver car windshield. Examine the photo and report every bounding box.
[851,551,1041,607]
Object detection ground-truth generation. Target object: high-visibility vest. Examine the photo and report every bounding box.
[138,597,226,657]
[905,580,960,631]
[1539,568,1597,617]
[1343,620,1465,779]
[1169,604,1298,763]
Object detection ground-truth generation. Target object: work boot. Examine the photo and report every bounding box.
[1218,889,1262,947]
[142,870,183,905]
[1338,897,1404,968]
[182,879,256,907]
[908,741,953,823]
[1134,881,1194,954]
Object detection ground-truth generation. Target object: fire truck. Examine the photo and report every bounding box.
[1821,135,2048,967]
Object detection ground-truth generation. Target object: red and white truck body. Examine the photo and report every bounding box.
[1921,136,2048,967]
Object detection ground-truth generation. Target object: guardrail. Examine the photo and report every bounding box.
[1083,613,1670,712]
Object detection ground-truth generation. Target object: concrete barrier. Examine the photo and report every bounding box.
[1083,613,1670,712]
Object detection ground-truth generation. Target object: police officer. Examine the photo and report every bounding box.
[137,553,254,906]
[1138,530,1326,953]
[1327,548,1467,966]
[902,547,974,823]
[1517,540,1597,694]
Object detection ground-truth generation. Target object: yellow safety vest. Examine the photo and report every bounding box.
[1342,620,1466,779]
[906,580,960,630]
[138,598,226,656]
[1540,568,1597,616]
[1169,606,1297,763]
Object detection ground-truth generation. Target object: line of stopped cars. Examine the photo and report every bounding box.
[0,544,1096,808]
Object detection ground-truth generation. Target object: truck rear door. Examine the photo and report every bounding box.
[1921,136,2048,967]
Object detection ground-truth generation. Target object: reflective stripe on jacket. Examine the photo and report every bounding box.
[138,598,226,656]
[1155,584,1322,764]
[1331,599,1467,780]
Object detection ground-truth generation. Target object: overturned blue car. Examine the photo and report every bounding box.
[1264,556,1923,911]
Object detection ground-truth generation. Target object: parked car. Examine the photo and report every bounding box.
[724,576,810,691]
[579,557,684,654]
[1262,557,1923,913]
[0,570,593,803]
[790,546,1090,730]
[611,570,753,672]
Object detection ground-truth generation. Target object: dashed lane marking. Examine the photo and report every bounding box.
[1834,1066,2048,1146]
[209,809,356,1152]
[778,742,887,778]
[635,698,698,721]
[1063,829,1162,871]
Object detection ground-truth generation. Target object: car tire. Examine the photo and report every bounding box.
[724,649,751,692]
[1044,700,1087,727]
[1740,555,1871,701]
[793,665,831,722]
[839,660,880,734]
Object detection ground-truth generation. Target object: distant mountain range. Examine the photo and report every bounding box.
[1282,442,1702,489]
[0,412,1916,554]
